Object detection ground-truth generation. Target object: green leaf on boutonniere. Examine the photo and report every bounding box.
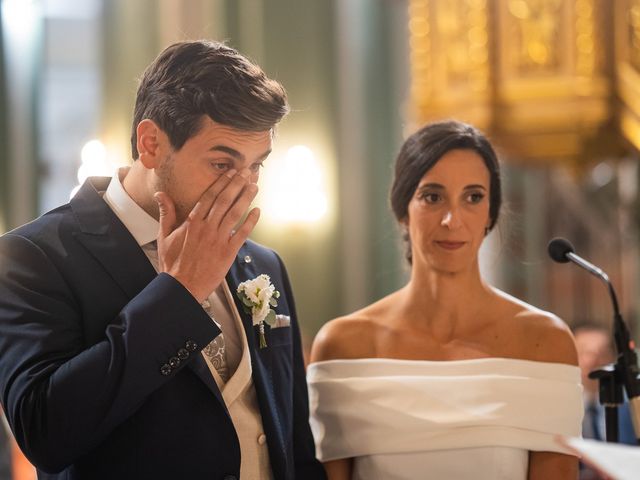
[264,309,277,326]
[238,292,254,309]
[269,297,278,307]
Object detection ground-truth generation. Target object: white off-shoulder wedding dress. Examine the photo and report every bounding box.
[307,358,583,480]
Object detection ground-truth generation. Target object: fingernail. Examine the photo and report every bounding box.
[239,169,251,178]
[225,168,237,178]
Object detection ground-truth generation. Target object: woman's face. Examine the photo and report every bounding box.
[405,148,491,275]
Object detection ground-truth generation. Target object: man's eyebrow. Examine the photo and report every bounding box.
[208,146,273,162]
[209,145,243,160]
[255,149,272,162]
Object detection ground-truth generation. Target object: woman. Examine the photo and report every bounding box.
[308,121,582,480]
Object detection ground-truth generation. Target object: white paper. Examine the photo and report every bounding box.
[557,436,640,480]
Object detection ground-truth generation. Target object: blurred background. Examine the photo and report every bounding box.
[1,0,640,476]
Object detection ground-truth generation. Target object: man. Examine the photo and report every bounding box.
[0,40,326,480]
[574,323,636,445]
[574,323,637,479]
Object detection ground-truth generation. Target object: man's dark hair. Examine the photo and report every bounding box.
[130,40,289,159]
[390,120,502,264]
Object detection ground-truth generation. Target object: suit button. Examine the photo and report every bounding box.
[257,433,266,445]
[177,348,189,360]
[169,356,180,368]
[185,340,198,352]
[160,364,172,376]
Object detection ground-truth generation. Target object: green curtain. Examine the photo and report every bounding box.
[0,7,13,476]
[0,3,8,234]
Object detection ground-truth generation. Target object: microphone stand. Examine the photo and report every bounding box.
[573,251,640,444]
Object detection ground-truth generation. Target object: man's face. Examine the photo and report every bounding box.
[575,328,613,395]
[154,117,273,224]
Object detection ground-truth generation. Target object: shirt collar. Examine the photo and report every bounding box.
[103,166,158,246]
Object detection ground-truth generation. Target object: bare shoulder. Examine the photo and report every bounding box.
[310,313,376,362]
[310,294,400,362]
[493,289,578,366]
[515,309,578,365]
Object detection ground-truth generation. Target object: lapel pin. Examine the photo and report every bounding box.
[243,255,252,264]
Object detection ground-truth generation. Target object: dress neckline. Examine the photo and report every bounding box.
[309,356,576,368]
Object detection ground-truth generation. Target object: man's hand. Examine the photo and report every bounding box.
[154,169,260,303]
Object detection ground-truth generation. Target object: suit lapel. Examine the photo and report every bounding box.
[71,177,157,299]
[70,178,227,408]
[225,246,286,455]
[225,245,259,351]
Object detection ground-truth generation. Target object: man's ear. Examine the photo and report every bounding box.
[136,119,165,168]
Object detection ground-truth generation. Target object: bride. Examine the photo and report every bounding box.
[308,120,582,480]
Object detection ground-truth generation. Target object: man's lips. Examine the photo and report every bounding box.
[435,241,466,250]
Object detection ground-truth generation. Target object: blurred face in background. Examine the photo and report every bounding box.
[574,328,613,396]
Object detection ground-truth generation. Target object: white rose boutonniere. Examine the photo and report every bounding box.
[237,274,281,348]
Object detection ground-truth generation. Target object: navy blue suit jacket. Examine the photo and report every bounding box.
[0,178,326,480]
[618,401,638,445]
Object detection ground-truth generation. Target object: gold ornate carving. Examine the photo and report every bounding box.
[575,0,597,76]
[617,0,640,151]
[506,0,564,71]
[629,0,640,71]
[409,0,431,105]
[409,0,490,129]
[409,0,614,163]
[438,0,489,91]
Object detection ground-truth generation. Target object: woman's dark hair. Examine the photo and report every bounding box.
[390,120,502,263]
[130,40,289,159]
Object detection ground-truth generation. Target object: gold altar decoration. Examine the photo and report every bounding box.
[408,0,634,164]
[617,0,640,153]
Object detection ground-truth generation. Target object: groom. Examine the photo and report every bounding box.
[0,40,325,480]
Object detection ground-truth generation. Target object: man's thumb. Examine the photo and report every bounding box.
[154,192,175,237]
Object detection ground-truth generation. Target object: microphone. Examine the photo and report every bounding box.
[548,237,640,442]
[548,238,610,284]
[548,237,626,342]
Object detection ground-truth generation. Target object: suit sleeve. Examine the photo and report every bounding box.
[0,233,219,473]
[274,253,327,480]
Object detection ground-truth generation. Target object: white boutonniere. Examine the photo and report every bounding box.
[236,274,280,348]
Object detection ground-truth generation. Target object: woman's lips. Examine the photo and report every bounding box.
[436,241,466,250]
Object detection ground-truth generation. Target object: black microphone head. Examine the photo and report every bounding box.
[548,237,575,263]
